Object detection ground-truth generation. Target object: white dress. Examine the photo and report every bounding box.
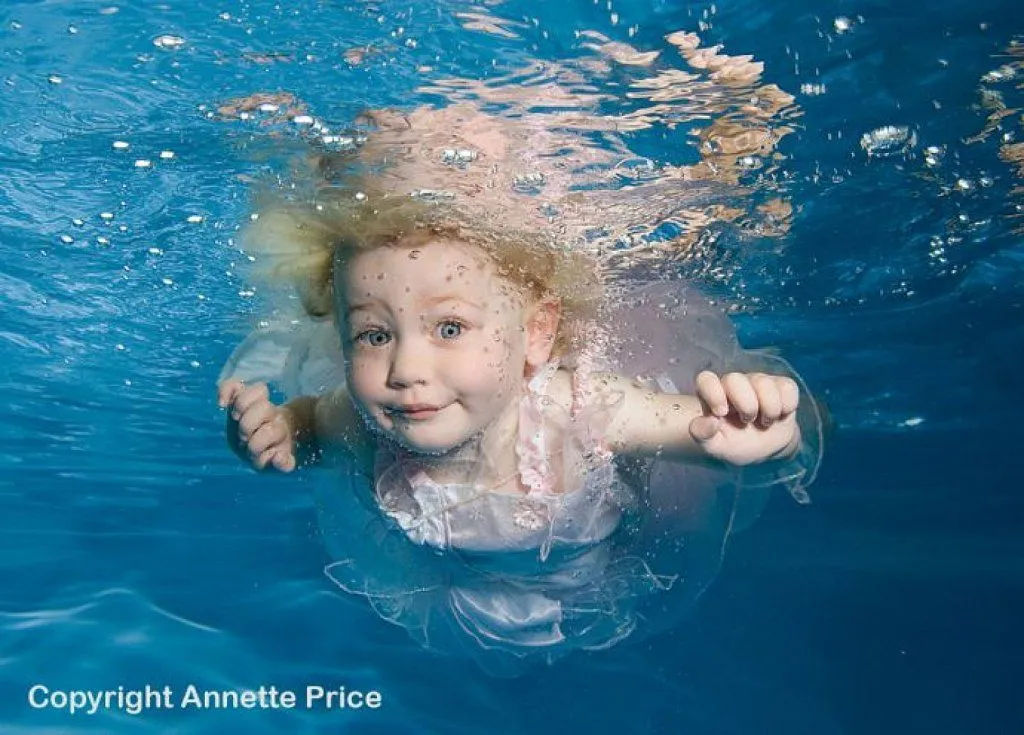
[220,281,824,674]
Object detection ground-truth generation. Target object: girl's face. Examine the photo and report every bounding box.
[337,239,533,455]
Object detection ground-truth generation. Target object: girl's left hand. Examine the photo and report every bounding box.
[689,371,801,466]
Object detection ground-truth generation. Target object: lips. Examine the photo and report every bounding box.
[386,404,443,420]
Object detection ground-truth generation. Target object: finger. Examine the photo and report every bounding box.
[695,371,728,417]
[238,401,279,439]
[689,415,720,443]
[247,419,288,455]
[271,450,296,472]
[217,379,245,409]
[722,373,759,423]
[255,447,277,470]
[232,383,271,418]
[751,374,782,426]
[778,377,800,416]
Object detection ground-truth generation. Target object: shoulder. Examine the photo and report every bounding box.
[534,366,626,424]
[318,387,378,475]
[540,366,575,415]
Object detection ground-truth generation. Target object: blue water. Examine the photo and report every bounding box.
[2,0,1022,733]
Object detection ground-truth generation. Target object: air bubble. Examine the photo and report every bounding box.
[800,83,826,96]
[860,126,916,158]
[153,35,185,50]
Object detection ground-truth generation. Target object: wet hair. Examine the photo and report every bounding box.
[242,186,602,359]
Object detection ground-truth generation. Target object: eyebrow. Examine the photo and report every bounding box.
[424,294,484,310]
[346,295,484,313]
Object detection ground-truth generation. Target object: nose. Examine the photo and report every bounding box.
[386,337,429,389]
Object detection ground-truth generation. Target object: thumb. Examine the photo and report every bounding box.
[689,415,720,444]
[217,379,244,409]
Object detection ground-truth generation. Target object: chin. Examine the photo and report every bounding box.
[389,429,481,458]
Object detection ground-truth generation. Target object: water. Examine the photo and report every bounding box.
[2,0,1022,732]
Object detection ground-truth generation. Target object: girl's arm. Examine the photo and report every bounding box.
[583,370,801,466]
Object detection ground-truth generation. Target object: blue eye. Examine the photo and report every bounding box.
[356,329,391,347]
[437,321,464,340]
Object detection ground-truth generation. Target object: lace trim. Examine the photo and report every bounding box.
[515,360,562,494]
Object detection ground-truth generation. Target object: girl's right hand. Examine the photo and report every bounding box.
[217,379,298,472]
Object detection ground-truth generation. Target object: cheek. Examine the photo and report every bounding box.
[346,353,385,401]
[474,327,524,391]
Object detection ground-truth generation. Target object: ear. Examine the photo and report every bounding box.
[524,297,561,373]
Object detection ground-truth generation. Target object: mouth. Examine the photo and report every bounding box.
[386,404,444,421]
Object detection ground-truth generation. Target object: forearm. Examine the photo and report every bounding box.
[605,390,707,460]
[588,372,707,459]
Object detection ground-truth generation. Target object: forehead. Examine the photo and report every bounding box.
[339,239,515,303]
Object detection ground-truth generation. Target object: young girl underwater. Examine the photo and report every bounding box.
[216,107,824,673]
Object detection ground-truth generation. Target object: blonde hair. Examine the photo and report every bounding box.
[242,186,603,359]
